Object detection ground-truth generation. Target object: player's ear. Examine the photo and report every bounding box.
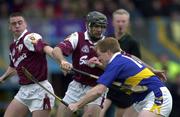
[107,50,111,55]
[24,20,28,28]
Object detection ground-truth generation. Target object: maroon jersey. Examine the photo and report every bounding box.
[57,31,104,86]
[9,30,48,85]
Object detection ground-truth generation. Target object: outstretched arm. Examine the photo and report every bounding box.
[0,66,16,83]
[68,84,107,112]
[52,47,72,75]
[43,45,54,58]
[52,47,65,65]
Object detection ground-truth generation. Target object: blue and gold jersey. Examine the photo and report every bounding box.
[97,53,164,102]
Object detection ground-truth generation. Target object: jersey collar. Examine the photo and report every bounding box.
[109,52,121,63]
[84,31,105,45]
[14,29,28,42]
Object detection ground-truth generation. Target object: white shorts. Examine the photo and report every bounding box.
[63,80,106,106]
[15,80,55,112]
[133,87,172,117]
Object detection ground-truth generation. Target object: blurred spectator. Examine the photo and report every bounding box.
[104,0,118,17]
[58,0,80,19]
[154,54,180,83]
[132,0,154,18]
[132,0,172,18]
[23,0,43,18]
[44,3,55,19]
[76,0,89,18]
[0,0,177,20]
[119,0,142,20]
[0,1,9,18]
[11,0,25,12]
[90,0,105,14]
[169,2,180,46]
[59,0,71,18]
[151,0,164,17]
[170,11,180,46]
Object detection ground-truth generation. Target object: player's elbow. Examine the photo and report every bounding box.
[90,90,102,98]
[52,47,58,55]
[96,90,104,96]
[96,84,107,96]
[52,47,61,58]
[44,46,53,58]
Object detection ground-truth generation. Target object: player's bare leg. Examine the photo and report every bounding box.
[56,102,74,117]
[32,110,51,117]
[115,107,127,117]
[82,104,101,117]
[99,99,112,117]
[4,99,29,117]
[138,110,163,117]
[123,106,138,117]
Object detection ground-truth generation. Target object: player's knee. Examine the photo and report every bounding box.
[83,105,101,117]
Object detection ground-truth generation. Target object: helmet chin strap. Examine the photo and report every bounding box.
[88,29,101,43]
[90,35,101,43]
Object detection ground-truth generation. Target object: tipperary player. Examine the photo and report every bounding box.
[69,37,172,117]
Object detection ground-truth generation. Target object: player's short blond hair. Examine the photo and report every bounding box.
[112,9,130,18]
[95,37,121,53]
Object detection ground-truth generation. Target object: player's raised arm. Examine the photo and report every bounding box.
[23,32,54,58]
[52,46,72,76]
[43,45,54,58]
[52,47,66,65]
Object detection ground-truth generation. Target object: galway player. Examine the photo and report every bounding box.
[52,11,107,117]
[0,12,55,117]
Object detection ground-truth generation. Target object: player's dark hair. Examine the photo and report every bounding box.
[9,12,26,20]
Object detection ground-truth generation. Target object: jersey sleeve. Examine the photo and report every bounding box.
[56,32,78,56]
[97,65,122,87]
[9,53,14,68]
[24,33,48,53]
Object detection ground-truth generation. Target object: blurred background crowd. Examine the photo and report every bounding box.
[0,0,180,117]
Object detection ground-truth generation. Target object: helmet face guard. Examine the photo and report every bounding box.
[86,11,107,41]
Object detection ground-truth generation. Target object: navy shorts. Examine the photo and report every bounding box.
[107,87,134,108]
